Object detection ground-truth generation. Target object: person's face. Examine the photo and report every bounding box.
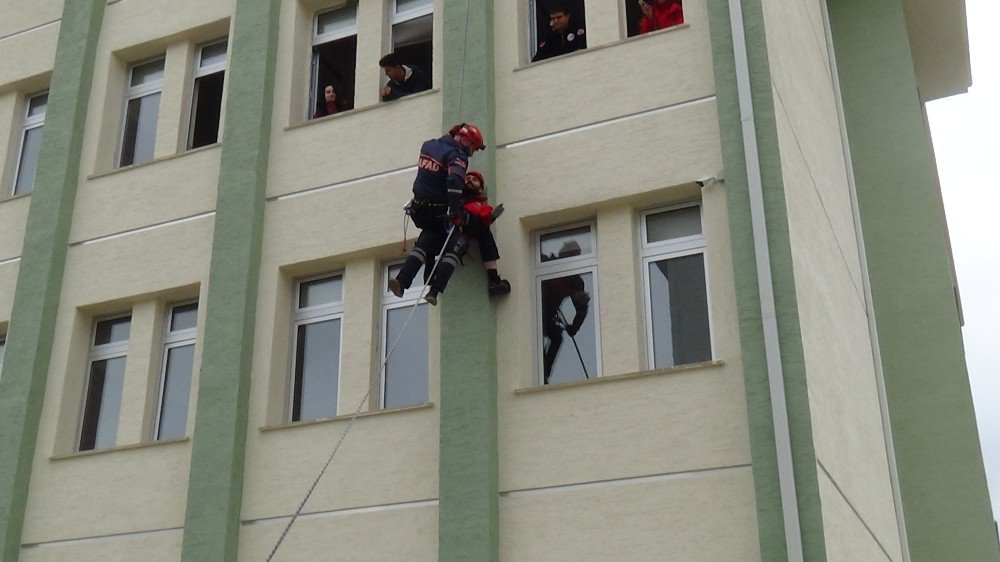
[465,174,483,193]
[324,86,335,101]
[549,11,570,33]
[384,64,405,83]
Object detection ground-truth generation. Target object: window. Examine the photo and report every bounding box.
[310,4,357,119]
[625,0,684,38]
[154,302,198,440]
[381,262,429,408]
[640,203,712,369]
[12,92,47,196]
[79,315,131,451]
[188,40,227,149]
[0,335,6,378]
[534,223,600,384]
[389,0,433,78]
[290,274,344,421]
[118,57,164,167]
[529,0,587,62]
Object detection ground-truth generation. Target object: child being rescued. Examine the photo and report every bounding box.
[461,170,511,296]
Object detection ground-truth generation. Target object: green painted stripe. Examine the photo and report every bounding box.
[179,1,281,560]
[827,1,1000,560]
[0,2,106,560]
[705,0,826,559]
[438,0,499,560]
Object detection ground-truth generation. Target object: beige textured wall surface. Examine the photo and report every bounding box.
[20,218,212,543]
[0,0,62,40]
[238,502,438,562]
[19,529,182,562]
[760,0,903,559]
[500,468,759,561]
[818,469,894,561]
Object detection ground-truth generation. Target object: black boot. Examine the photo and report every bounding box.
[487,269,511,296]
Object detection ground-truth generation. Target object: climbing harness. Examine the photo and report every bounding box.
[265,227,456,562]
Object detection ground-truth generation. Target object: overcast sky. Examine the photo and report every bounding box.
[925,0,999,520]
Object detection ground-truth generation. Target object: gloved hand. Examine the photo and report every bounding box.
[490,203,505,221]
[449,208,469,228]
[566,323,580,337]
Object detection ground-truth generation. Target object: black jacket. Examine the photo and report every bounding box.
[532,25,587,62]
[382,66,432,101]
[412,135,469,213]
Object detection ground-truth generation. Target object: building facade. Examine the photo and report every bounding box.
[0,0,995,560]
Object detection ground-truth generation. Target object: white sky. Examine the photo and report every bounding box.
[925,0,1000,520]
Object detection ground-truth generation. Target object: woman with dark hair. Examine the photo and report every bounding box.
[312,84,352,118]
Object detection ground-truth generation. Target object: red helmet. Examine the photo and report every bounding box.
[450,123,486,151]
[465,170,486,188]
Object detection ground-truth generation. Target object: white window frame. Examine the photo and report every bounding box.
[78,313,132,450]
[11,91,47,197]
[379,261,429,408]
[289,272,345,421]
[152,301,198,440]
[309,4,359,119]
[639,202,715,370]
[187,39,228,149]
[532,221,602,384]
[116,56,165,168]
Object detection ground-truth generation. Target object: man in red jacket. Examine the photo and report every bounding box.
[638,0,684,35]
[461,171,511,296]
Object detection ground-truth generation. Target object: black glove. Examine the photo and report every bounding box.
[566,323,580,337]
[490,203,505,221]
[449,208,469,228]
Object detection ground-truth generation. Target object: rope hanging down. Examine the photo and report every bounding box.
[265,227,457,562]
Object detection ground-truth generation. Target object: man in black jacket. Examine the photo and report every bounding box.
[532,1,587,62]
[379,52,432,101]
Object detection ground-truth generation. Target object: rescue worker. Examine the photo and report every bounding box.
[532,1,587,62]
[389,123,487,305]
[461,170,511,296]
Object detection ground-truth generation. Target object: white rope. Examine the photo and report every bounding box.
[265,227,456,561]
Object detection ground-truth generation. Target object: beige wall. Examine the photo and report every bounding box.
[760,0,903,559]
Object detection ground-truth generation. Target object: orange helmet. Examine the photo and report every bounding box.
[449,123,486,151]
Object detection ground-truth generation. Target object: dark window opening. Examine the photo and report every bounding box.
[189,71,225,149]
[391,14,433,79]
[311,35,357,119]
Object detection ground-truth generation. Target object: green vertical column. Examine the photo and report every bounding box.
[179,0,280,560]
[0,1,105,560]
[705,0,826,559]
[438,0,499,560]
[827,0,999,560]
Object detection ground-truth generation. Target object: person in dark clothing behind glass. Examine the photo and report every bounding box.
[313,84,352,118]
[532,0,587,62]
[379,52,432,101]
[540,241,591,383]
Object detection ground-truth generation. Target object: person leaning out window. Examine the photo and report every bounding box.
[378,52,432,102]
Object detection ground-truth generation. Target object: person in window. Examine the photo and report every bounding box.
[532,1,587,62]
[637,0,684,34]
[461,170,511,296]
[379,53,432,101]
[540,241,591,383]
[313,84,352,118]
[389,123,487,306]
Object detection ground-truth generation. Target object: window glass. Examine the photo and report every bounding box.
[648,255,711,367]
[645,205,701,243]
[157,344,195,440]
[13,127,43,196]
[299,275,344,308]
[94,316,132,346]
[0,337,6,377]
[536,223,600,384]
[317,5,357,37]
[383,304,429,408]
[391,13,433,76]
[27,93,48,117]
[539,226,593,262]
[170,302,199,332]
[79,356,127,451]
[199,41,228,68]
[293,319,342,420]
[130,59,165,87]
[120,92,161,167]
[396,0,432,15]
